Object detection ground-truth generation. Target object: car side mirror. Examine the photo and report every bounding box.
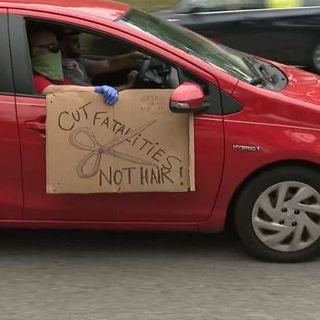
[170,82,205,113]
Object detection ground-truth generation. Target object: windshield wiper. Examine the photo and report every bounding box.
[259,64,279,84]
[259,64,270,76]
[241,56,265,85]
[243,56,277,86]
[249,77,264,86]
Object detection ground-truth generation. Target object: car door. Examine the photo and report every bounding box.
[9,10,224,223]
[0,10,23,220]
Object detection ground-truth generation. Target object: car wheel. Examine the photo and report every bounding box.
[234,166,320,262]
[311,43,320,74]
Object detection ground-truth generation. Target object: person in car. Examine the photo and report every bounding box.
[29,28,119,105]
[59,29,145,91]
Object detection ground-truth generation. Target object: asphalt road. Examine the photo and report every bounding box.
[0,229,319,320]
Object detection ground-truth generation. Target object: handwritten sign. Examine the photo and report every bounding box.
[46,90,195,193]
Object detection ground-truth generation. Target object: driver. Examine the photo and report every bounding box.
[60,29,145,91]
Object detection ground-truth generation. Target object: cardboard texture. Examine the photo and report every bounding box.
[46,89,195,193]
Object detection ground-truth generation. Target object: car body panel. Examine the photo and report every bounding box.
[15,96,224,223]
[2,0,129,21]
[201,64,320,231]
[203,117,320,232]
[0,96,24,220]
[0,0,320,236]
[0,11,23,220]
[280,64,320,104]
[10,9,225,223]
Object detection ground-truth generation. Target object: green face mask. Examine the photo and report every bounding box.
[32,52,64,82]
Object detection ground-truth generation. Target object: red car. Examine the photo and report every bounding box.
[1,0,320,262]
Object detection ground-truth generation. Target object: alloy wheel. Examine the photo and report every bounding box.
[252,181,320,252]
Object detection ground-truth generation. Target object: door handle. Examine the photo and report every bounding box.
[25,121,46,132]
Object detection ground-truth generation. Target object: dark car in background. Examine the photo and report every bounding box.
[157,0,320,73]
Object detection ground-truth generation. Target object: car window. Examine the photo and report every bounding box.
[120,9,258,83]
[78,27,224,114]
[0,14,14,94]
[18,18,182,96]
[6,15,222,113]
[78,33,133,57]
[8,15,35,95]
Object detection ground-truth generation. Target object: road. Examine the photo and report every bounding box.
[0,229,319,320]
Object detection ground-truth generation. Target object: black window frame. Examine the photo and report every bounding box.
[178,68,222,115]
[8,14,35,96]
[0,13,14,95]
[178,68,242,115]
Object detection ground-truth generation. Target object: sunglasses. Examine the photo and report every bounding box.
[35,42,60,53]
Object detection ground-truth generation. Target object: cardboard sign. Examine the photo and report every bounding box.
[46,90,195,193]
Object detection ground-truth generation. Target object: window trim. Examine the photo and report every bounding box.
[0,13,14,94]
[178,68,223,115]
[8,14,35,96]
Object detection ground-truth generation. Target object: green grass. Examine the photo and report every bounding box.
[119,0,179,11]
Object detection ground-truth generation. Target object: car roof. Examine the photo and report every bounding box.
[1,0,130,21]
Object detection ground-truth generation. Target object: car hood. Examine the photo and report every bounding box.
[232,61,320,131]
[278,64,320,106]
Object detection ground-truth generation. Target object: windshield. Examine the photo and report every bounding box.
[119,9,257,83]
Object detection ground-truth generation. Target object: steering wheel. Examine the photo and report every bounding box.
[137,57,152,83]
[137,57,171,85]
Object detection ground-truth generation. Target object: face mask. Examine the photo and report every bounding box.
[32,52,64,82]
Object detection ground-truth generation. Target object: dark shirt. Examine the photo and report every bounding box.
[62,58,95,86]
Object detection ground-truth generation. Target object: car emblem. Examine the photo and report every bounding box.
[233,144,261,152]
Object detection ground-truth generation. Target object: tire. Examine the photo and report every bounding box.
[234,166,320,262]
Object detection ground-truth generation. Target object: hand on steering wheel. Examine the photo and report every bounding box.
[137,57,152,83]
[127,70,139,89]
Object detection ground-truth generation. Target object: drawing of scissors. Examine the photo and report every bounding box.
[69,119,157,178]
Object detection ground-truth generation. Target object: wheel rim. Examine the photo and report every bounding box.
[313,44,320,71]
[252,181,320,252]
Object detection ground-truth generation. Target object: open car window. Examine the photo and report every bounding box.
[79,33,133,58]
[24,19,182,92]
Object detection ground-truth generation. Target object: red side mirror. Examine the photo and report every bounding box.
[170,82,205,113]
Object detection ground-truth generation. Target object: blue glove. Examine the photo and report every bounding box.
[95,86,119,106]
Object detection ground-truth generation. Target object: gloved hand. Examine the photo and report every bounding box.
[94,86,119,106]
